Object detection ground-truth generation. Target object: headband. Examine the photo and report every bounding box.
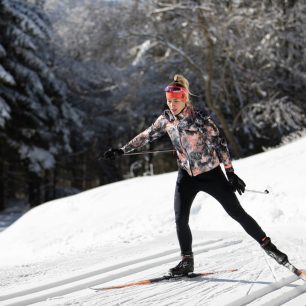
[165,85,188,102]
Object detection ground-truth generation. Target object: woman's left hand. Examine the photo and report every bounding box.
[226,172,246,195]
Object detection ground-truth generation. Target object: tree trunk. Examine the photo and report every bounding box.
[53,167,57,198]
[43,170,53,202]
[0,141,6,211]
[197,11,242,157]
[0,159,5,211]
[28,172,42,207]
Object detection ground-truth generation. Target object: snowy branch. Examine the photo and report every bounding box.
[0,96,11,127]
[0,43,7,57]
[0,64,16,86]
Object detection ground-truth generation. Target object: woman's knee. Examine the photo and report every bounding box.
[175,213,189,228]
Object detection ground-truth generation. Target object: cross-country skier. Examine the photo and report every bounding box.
[104,74,289,277]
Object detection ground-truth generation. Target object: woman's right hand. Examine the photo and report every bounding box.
[103,148,124,160]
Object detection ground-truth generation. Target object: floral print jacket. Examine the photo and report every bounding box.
[121,107,233,176]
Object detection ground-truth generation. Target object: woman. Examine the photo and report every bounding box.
[104,74,289,276]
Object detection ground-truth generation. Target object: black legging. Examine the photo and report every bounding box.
[174,166,266,255]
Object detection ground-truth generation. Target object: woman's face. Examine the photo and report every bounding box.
[167,98,186,116]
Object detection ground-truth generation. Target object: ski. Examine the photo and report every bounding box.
[91,268,238,291]
[284,262,306,282]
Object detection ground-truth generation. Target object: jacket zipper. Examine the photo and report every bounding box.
[177,125,194,176]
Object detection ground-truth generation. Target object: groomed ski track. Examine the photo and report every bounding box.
[1,235,305,306]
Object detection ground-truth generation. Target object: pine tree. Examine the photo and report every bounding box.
[0,0,81,208]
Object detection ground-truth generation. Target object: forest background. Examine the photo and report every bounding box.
[1,0,306,210]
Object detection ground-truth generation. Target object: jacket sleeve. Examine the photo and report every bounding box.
[121,115,167,153]
[206,118,234,171]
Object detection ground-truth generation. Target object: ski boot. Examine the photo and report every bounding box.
[261,237,288,265]
[168,254,194,276]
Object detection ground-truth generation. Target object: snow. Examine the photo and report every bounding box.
[0,43,7,57]
[0,96,11,128]
[0,64,16,86]
[1,137,306,305]
[18,146,56,173]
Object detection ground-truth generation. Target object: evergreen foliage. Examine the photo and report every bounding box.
[1,0,306,210]
[0,0,81,208]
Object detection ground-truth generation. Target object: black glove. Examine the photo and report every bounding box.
[226,171,246,195]
[103,148,124,160]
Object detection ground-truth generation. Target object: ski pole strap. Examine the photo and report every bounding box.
[245,189,269,194]
[123,149,175,156]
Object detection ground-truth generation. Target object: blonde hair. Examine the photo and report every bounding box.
[172,74,193,108]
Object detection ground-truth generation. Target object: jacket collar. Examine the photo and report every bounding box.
[164,106,193,122]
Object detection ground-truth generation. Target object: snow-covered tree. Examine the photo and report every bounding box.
[0,0,81,207]
[121,0,306,155]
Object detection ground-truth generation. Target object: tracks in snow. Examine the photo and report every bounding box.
[226,271,306,306]
[2,237,305,306]
[0,238,241,306]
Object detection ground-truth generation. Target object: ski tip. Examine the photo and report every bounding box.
[297,269,306,281]
[89,287,100,291]
[90,286,121,290]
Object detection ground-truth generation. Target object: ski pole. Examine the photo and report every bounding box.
[245,188,269,194]
[99,149,175,160]
[123,149,175,156]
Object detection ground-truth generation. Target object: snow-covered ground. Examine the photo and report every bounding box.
[0,137,306,305]
[0,200,27,233]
